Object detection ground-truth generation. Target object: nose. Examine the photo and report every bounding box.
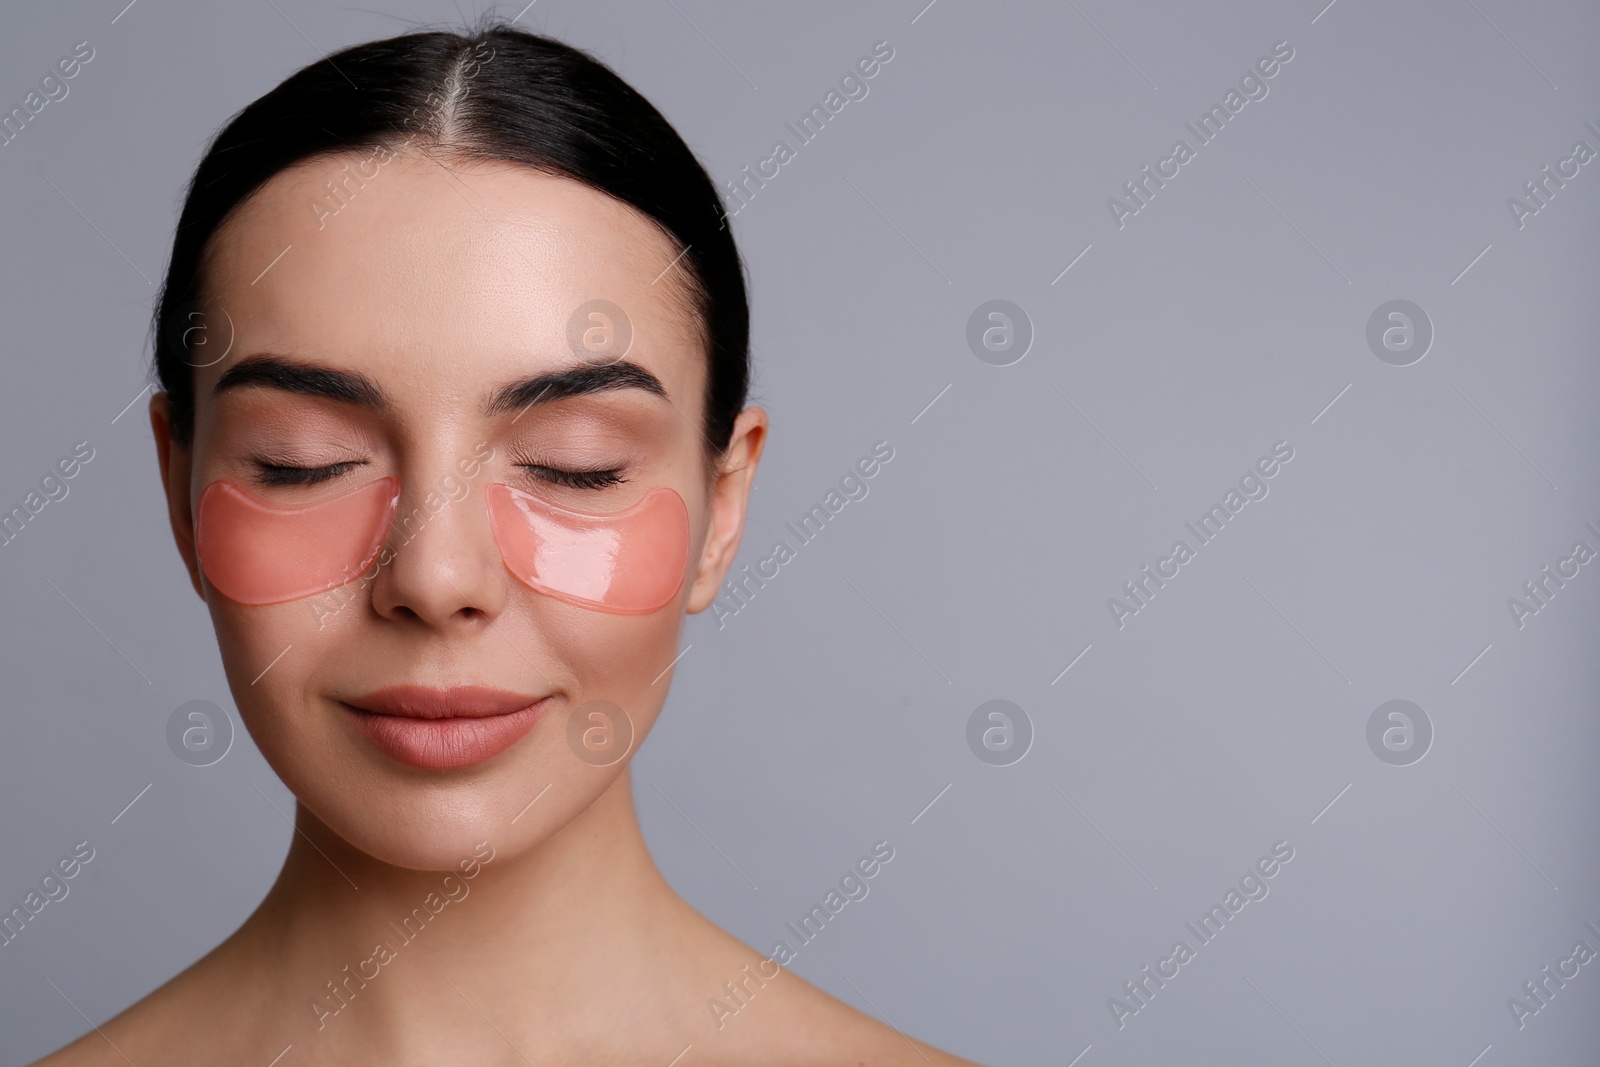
[367,457,506,629]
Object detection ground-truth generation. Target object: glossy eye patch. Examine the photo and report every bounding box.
[485,483,689,614]
[194,476,399,605]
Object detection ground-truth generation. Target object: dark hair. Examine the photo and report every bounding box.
[150,20,749,459]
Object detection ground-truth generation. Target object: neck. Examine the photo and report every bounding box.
[228,767,697,1057]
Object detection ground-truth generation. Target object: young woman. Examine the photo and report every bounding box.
[36,21,978,1067]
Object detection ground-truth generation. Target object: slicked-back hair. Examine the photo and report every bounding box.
[150,21,749,460]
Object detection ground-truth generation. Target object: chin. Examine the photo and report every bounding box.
[306,797,516,873]
[237,686,639,873]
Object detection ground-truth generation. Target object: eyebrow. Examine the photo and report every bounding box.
[213,354,669,415]
[214,355,385,409]
[484,360,670,416]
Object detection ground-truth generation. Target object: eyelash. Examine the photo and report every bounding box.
[519,464,625,490]
[253,461,363,487]
[249,460,625,491]
[251,460,624,492]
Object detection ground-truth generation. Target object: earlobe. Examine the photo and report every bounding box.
[149,393,206,601]
[685,407,767,614]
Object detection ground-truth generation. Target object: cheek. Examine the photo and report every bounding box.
[485,483,690,615]
[206,598,343,776]
[546,602,679,677]
[203,559,339,688]
[515,600,680,810]
[194,477,398,605]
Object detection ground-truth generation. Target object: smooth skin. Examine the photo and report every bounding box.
[34,152,979,1066]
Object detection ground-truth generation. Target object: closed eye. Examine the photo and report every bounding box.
[252,460,365,487]
[520,464,625,490]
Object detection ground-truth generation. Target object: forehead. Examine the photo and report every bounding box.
[196,152,702,407]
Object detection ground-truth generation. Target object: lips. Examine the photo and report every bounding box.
[340,685,549,769]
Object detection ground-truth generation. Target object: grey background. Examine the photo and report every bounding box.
[2,0,1597,1063]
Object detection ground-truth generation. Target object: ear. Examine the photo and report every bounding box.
[150,392,206,601]
[685,406,767,614]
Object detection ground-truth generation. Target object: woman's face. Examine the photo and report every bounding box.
[151,152,763,869]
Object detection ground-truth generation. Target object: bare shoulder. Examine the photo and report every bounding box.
[28,940,251,1067]
[688,951,985,1067]
[788,992,986,1067]
[29,986,175,1067]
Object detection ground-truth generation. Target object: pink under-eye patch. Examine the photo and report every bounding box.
[485,482,690,614]
[194,476,399,605]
